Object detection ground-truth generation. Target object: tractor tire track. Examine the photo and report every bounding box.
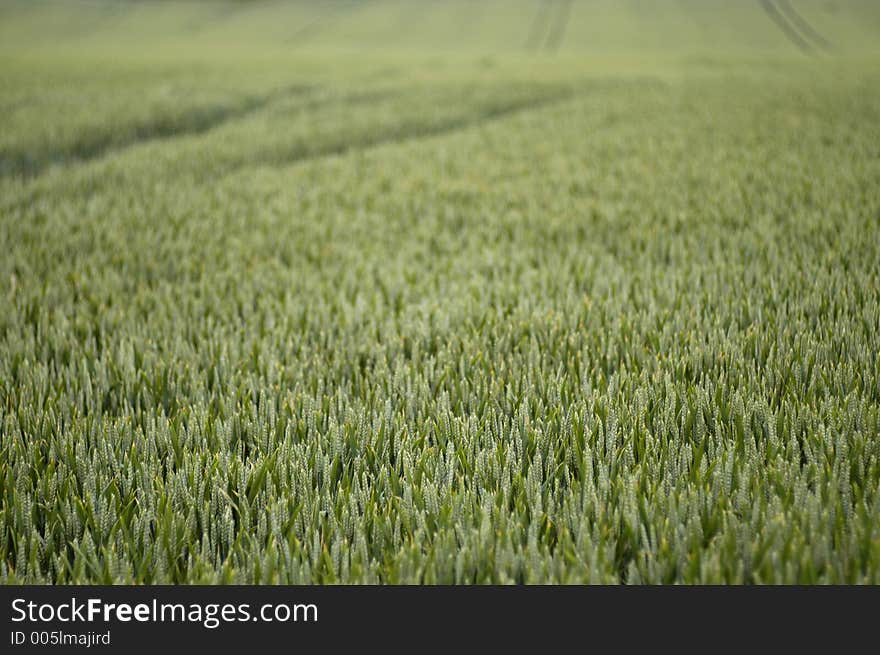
[266,88,576,170]
[526,0,573,54]
[0,85,315,180]
[525,0,554,51]
[2,86,578,209]
[758,0,816,54]
[544,0,573,53]
[776,0,833,51]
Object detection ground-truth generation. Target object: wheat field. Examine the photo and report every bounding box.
[1,0,879,583]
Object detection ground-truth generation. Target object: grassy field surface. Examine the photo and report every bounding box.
[1,0,879,583]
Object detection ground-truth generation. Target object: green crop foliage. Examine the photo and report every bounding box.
[1,0,879,584]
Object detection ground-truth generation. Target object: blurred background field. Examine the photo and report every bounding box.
[2,0,880,56]
[2,0,879,184]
